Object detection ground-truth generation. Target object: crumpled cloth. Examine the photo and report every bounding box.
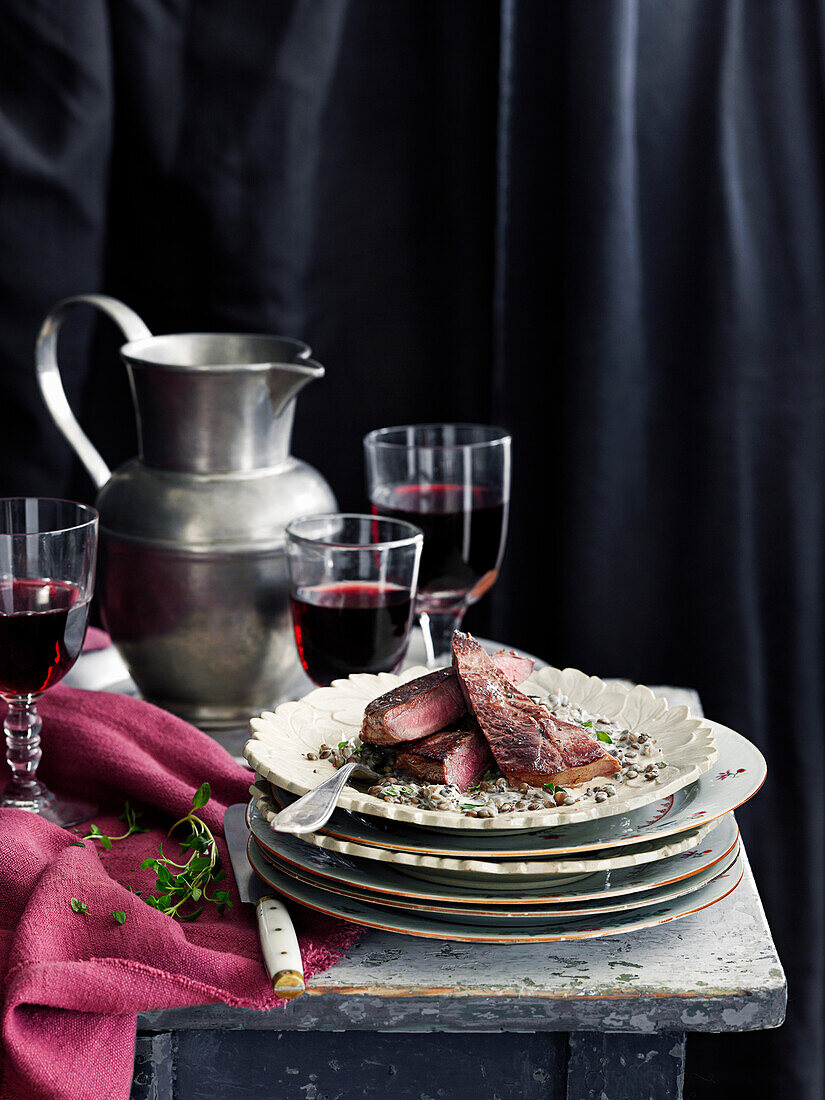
[81,627,111,652]
[0,686,361,1100]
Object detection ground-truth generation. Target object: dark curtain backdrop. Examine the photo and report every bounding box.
[0,1,817,1096]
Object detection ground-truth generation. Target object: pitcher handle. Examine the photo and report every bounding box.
[35,294,153,490]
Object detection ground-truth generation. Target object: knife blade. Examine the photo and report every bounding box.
[223,802,305,999]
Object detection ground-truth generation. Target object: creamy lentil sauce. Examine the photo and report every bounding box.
[304,689,668,818]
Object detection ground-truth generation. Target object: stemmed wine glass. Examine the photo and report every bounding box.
[0,499,98,827]
[364,424,511,665]
[286,513,423,687]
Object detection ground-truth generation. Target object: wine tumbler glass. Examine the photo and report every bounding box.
[285,513,423,687]
[0,498,98,827]
[364,424,512,665]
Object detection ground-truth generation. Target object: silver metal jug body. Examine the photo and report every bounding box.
[36,296,336,728]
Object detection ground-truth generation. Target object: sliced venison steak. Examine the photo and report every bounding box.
[451,632,544,777]
[361,669,464,745]
[452,631,620,786]
[361,649,534,746]
[505,715,622,786]
[486,650,533,687]
[395,722,493,791]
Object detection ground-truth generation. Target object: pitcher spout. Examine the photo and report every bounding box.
[118,334,325,474]
[267,358,324,420]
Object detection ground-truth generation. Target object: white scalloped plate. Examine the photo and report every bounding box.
[247,801,739,904]
[245,663,720,831]
[247,835,745,942]
[249,798,716,882]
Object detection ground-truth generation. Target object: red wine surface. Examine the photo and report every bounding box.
[291,582,413,686]
[371,484,507,609]
[0,578,90,696]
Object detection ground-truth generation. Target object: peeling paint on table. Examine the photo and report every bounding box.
[138,847,784,1036]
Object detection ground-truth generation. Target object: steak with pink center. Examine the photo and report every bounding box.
[361,650,534,746]
[395,721,493,790]
[452,631,620,786]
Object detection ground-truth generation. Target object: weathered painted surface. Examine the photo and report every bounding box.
[138,852,784,1036]
[132,1034,175,1099]
[566,1032,685,1100]
[138,841,784,1035]
[132,1031,687,1100]
[174,1031,569,1100]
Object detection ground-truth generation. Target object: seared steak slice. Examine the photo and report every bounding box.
[452,631,619,786]
[451,633,543,777]
[361,668,464,745]
[396,721,493,790]
[361,650,534,746]
[504,715,622,786]
[487,650,534,686]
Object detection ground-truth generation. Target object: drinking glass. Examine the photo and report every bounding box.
[0,499,98,827]
[285,513,423,687]
[364,424,511,665]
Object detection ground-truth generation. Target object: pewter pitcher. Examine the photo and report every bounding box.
[36,295,336,727]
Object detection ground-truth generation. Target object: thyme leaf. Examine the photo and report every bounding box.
[81,801,149,850]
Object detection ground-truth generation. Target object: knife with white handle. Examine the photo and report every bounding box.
[223,802,305,999]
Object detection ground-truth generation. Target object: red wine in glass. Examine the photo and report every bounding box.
[0,497,98,829]
[291,581,414,686]
[370,484,507,610]
[364,425,511,665]
[0,578,90,696]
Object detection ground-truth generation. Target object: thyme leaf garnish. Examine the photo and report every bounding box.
[79,801,150,850]
[139,782,232,920]
[69,786,231,924]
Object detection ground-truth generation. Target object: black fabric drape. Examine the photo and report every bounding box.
[0,2,817,1096]
[497,3,822,1096]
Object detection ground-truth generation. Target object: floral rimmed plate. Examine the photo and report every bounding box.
[253,831,740,921]
[248,798,716,882]
[247,834,745,942]
[255,732,755,852]
[246,801,738,904]
[245,664,720,831]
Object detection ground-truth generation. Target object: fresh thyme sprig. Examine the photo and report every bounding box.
[139,782,232,922]
[73,801,150,850]
[67,785,230,924]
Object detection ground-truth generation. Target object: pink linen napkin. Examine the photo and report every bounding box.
[0,687,362,1100]
[81,627,112,652]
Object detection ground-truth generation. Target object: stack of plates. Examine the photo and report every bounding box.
[243,664,766,943]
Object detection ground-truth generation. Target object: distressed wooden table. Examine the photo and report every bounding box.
[68,648,786,1098]
[133,845,782,1099]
